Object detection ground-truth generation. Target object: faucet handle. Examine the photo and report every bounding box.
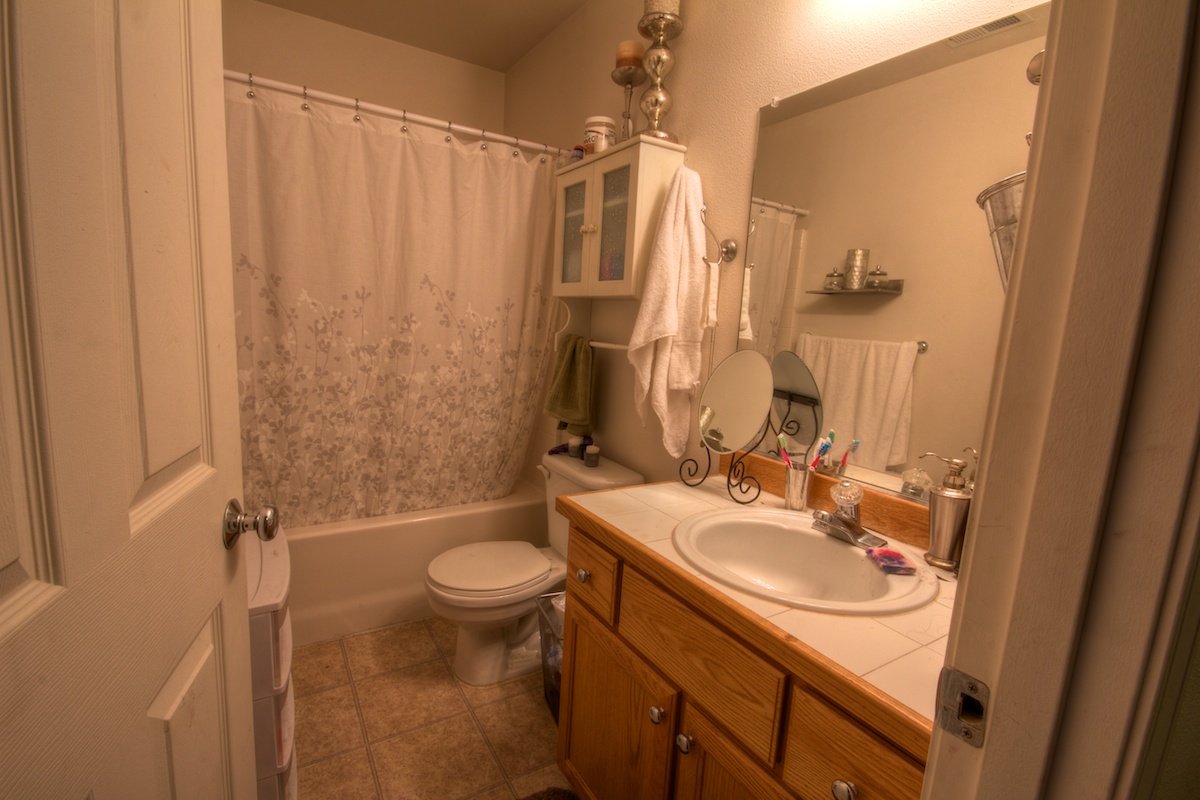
[830,479,863,518]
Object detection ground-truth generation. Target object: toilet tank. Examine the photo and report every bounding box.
[541,452,643,556]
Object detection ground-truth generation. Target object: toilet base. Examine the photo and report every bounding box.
[452,609,542,686]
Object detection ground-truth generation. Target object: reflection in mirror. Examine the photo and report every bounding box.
[735,5,1048,489]
[697,350,773,455]
[758,351,822,461]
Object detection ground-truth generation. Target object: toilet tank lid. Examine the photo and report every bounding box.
[542,452,643,490]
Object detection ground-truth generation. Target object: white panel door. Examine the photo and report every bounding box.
[0,0,255,797]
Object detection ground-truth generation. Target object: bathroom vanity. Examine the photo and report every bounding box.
[555,481,944,799]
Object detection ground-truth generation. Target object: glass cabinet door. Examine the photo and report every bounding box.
[558,177,588,288]
[596,164,631,286]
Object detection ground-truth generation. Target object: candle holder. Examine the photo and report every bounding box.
[637,12,683,143]
[611,65,648,141]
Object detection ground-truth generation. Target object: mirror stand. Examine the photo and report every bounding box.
[678,444,763,505]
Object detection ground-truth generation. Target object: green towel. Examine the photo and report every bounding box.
[544,334,594,435]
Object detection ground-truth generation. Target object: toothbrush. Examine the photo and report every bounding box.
[838,438,861,474]
[809,437,832,470]
[777,434,794,469]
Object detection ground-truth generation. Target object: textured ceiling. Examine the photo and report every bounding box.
[258,0,589,71]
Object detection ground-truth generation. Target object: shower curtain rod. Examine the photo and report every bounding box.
[224,70,571,157]
[751,196,810,217]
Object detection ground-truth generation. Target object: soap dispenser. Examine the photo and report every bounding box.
[920,452,973,571]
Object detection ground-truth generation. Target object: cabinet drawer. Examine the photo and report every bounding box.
[567,529,619,625]
[618,567,786,764]
[783,686,923,799]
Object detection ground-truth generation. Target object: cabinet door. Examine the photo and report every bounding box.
[553,171,591,296]
[559,603,678,800]
[673,703,793,800]
[590,146,639,297]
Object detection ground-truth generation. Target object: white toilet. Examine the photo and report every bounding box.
[425,452,642,685]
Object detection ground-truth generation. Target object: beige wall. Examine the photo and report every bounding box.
[506,0,1041,482]
[753,40,1039,470]
[221,0,505,131]
[220,0,1041,486]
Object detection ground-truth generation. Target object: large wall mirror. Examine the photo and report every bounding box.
[736,4,1049,487]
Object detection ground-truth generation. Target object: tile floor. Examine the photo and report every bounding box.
[292,616,573,800]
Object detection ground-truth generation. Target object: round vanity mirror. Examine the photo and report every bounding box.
[698,351,773,454]
[768,351,823,458]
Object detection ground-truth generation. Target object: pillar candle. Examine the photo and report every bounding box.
[616,40,645,67]
[645,0,680,15]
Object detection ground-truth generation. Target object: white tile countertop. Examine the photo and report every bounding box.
[568,477,955,723]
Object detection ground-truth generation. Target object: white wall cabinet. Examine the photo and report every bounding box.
[552,136,686,299]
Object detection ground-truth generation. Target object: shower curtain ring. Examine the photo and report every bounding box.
[540,144,547,164]
[246,73,256,99]
[481,131,488,151]
[401,110,408,133]
[445,121,452,143]
[353,98,361,123]
[301,86,310,112]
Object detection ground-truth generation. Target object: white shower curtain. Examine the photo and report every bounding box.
[739,202,801,357]
[225,81,557,527]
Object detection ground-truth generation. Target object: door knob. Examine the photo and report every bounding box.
[575,568,591,584]
[223,499,279,550]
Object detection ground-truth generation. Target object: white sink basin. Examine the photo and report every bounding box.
[672,508,939,615]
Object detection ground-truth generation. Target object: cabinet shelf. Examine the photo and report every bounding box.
[807,279,904,296]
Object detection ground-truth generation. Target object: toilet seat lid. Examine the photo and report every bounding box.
[427,541,551,595]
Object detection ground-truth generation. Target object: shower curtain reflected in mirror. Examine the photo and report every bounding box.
[738,201,805,358]
[225,82,557,527]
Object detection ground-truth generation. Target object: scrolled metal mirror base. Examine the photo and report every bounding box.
[677,444,762,505]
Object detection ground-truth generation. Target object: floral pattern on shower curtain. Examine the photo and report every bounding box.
[225,82,557,527]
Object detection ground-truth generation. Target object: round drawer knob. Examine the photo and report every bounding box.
[648,706,666,724]
[575,568,591,584]
[675,734,694,754]
[831,779,858,800]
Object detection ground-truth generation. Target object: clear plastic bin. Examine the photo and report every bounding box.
[536,591,566,722]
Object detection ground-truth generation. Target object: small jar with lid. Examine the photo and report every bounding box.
[583,116,616,154]
[867,266,889,289]
[823,270,845,291]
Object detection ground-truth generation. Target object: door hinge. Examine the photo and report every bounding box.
[936,666,989,748]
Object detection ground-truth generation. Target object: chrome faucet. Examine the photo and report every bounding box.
[811,479,888,549]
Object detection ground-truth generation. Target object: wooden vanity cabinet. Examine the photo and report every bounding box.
[783,687,924,799]
[673,703,794,800]
[557,522,927,800]
[559,601,677,800]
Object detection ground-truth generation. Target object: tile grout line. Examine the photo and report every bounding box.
[298,618,561,799]
[430,615,520,799]
[427,623,552,796]
[340,635,387,800]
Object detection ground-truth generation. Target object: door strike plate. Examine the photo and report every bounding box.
[935,666,989,748]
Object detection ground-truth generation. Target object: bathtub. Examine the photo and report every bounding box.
[286,480,547,645]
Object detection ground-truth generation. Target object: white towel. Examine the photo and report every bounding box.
[627,166,719,458]
[737,270,754,343]
[798,333,919,470]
